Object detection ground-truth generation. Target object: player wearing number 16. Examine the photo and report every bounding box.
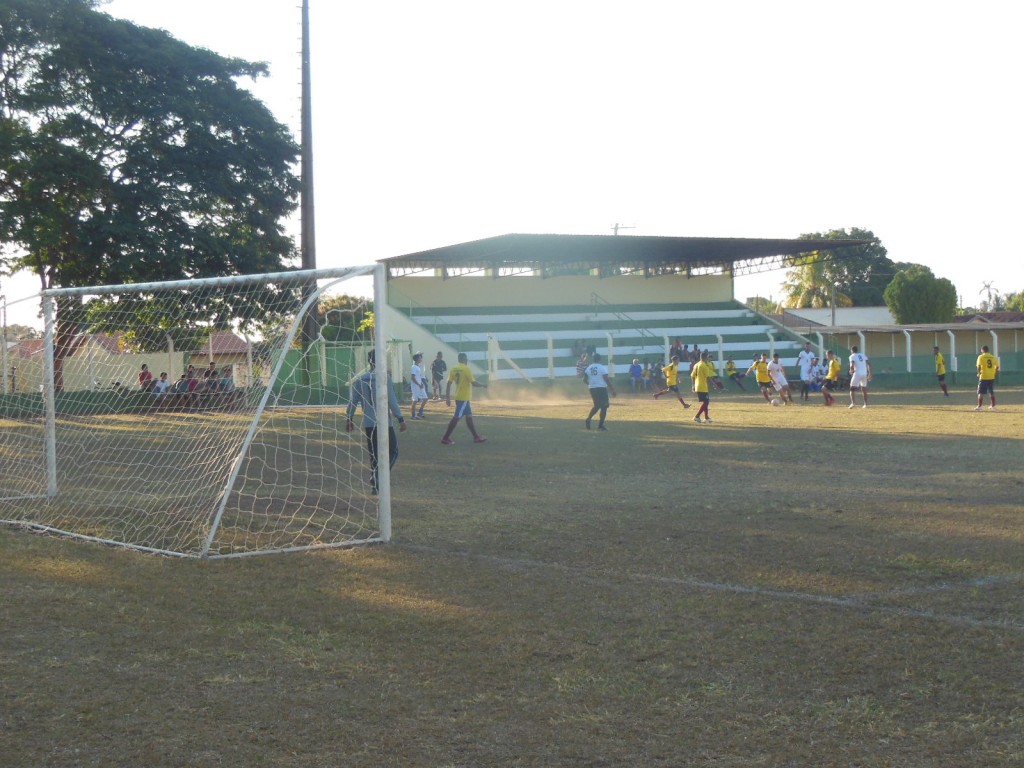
[975,345,999,411]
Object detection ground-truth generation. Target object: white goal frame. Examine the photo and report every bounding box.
[0,265,394,558]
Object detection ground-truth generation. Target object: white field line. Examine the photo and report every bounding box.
[400,544,1024,633]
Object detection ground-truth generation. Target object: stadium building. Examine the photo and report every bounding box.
[378,233,1022,389]
[380,233,825,385]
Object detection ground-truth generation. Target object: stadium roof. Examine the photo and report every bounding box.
[381,233,873,279]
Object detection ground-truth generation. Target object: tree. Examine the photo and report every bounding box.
[744,296,776,315]
[978,281,1004,312]
[319,295,374,344]
[787,228,895,306]
[1,323,40,340]
[1004,291,1024,312]
[0,0,299,386]
[780,255,853,309]
[883,265,957,324]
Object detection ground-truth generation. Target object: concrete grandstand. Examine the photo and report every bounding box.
[379,233,870,383]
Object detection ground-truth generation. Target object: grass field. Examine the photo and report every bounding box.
[2,385,1022,767]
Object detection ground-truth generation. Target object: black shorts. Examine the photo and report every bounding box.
[697,392,710,403]
[824,379,836,392]
[978,379,995,395]
[758,381,773,391]
[937,374,946,382]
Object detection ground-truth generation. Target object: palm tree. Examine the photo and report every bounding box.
[979,281,1001,312]
[780,255,853,309]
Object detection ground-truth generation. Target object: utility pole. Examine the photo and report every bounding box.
[1,294,7,395]
[300,0,319,384]
[611,223,636,236]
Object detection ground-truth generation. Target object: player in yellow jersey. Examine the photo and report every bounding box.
[652,355,691,408]
[745,353,775,403]
[690,351,715,423]
[933,346,950,397]
[442,352,488,445]
[822,350,841,406]
[975,345,999,410]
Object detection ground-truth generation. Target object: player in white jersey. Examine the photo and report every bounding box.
[768,353,794,404]
[796,342,816,401]
[848,345,872,408]
[410,352,429,419]
[584,352,616,431]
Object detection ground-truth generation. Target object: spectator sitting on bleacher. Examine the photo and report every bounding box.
[138,364,154,392]
[153,372,171,394]
[650,359,666,390]
[218,366,235,392]
[725,358,746,390]
[810,357,826,392]
[202,361,218,392]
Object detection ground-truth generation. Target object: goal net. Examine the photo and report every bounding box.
[0,266,398,558]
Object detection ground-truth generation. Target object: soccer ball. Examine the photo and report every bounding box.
[770,398,781,407]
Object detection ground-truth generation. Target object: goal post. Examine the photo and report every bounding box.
[0,265,397,558]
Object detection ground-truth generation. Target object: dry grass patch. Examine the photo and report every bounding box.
[2,387,1022,766]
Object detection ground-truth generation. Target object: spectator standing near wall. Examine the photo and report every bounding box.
[628,359,644,394]
[430,352,447,401]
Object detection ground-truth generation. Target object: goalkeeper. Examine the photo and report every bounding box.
[346,350,407,495]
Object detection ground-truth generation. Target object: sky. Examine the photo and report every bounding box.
[4,0,1023,328]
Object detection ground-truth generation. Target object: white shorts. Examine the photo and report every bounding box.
[411,383,428,400]
[850,373,869,388]
[772,377,789,389]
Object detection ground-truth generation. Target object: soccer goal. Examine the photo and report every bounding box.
[0,265,399,558]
